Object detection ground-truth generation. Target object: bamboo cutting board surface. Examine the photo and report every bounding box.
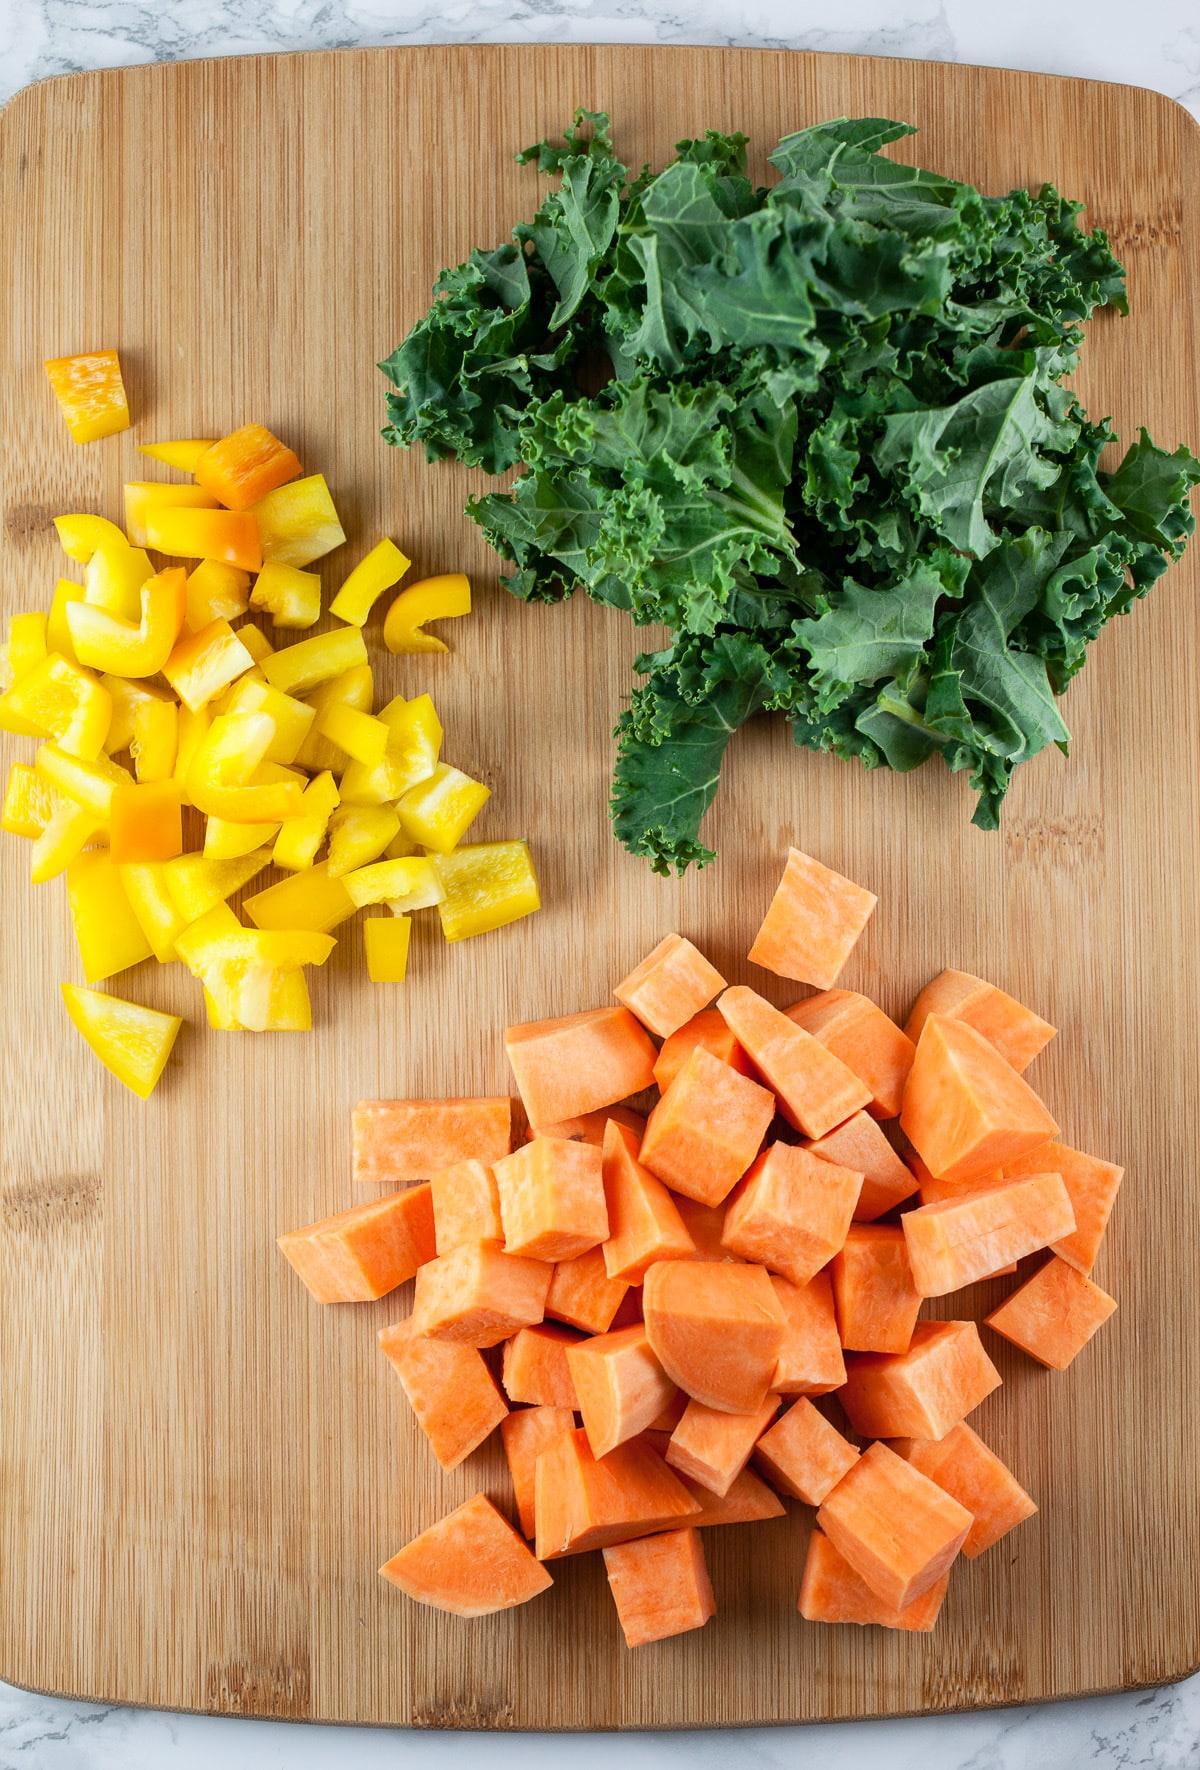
[1,44,1198,1730]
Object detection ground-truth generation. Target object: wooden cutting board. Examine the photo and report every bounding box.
[1,44,1198,1730]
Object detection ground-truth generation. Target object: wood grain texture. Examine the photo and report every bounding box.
[1,44,1198,1729]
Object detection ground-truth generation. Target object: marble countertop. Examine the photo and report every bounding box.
[1,2,1198,1766]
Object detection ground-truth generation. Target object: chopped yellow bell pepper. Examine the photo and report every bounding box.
[163,618,257,711]
[120,862,189,961]
[329,538,410,627]
[343,854,444,911]
[294,664,374,772]
[244,860,356,934]
[396,762,490,853]
[67,566,187,678]
[249,473,346,568]
[98,675,167,753]
[315,702,389,767]
[384,826,420,859]
[432,840,540,942]
[364,916,411,982]
[0,654,111,757]
[219,677,314,764]
[236,624,275,664]
[36,744,133,819]
[186,711,304,823]
[109,780,184,864]
[124,481,219,548]
[83,547,153,625]
[31,800,103,883]
[260,625,367,697]
[161,846,272,923]
[137,439,216,472]
[337,693,442,806]
[383,572,471,655]
[8,612,48,680]
[66,848,155,982]
[54,513,131,564]
[273,770,339,871]
[60,982,182,1098]
[47,579,86,665]
[44,350,130,443]
[249,562,322,629]
[176,911,335,1032]
[143,506,263,574]
[202,960,315,1031]
[131,696,179,782]
[325,803,400,877]
[3,762,62,837]
[185,560,250,632]
[203,816,280,859]
[173,703,211,804]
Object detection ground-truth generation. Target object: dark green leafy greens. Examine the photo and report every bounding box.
[381,113,1199,873]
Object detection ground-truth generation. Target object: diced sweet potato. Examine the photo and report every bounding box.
[911,1152,1006,1206]
[613,934,726,1039]
[666,1394,779,1497]
[786,991,915,1119]
[544,1245,629,1334]
[278,1183,436,1303]
[891,1423,1037,1557]
[677,1464,786,1528]
[501,1405,576,1538]
[653,1008,755,1095]
[429,1158,504,1253]
[798,1529,949,1632]
[985,1255,1117,1369]
[830,1224,922,1354]
[603,1527,716,1647]
[1002,1141,1123,1275]
[505,1006,658,1126]
[530,1105,647,1146]
[749,847,877,989]
[378,1317,508,1470]
[717,986,871,1139]
[643,1259,786,1414]
[502,1323,582,1409]
[904,968,1055,1074]
[353,1097,511,1186]
[380,1493,552,1616]
[647,1390,689,1433]
[803,1111,920,1221]
[722,1143,862,1287]
[411,1240,552,1347]
[839,1320,1001,1440]
[674,1195,736,1263]
[534,1427,699,1559]
[900,1015,1059,1185]
[639,1046,775,1207]
[770,1271,846,1394]
[816,1440,971,1609]
[566,1324,677,1459]
[493,1136,609,1261]
[755,1398,859,1505]
[902,1172,1075,1297]
[602,1119,695,1283]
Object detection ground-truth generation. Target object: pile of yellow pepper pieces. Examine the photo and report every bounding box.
[0,351,540,1099]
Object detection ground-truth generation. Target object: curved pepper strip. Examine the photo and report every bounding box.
[67,567,188,678]
[382,572,471,654]
[186,710,304,823]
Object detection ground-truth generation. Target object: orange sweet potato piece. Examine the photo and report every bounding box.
[816,1440,971,1610]
[502,1323,582,1409]
[718,986,871,1139]
[985,1255,1117,1369]
[378,1316,507,1470]
[643,1258,786,1414]
[891,1422,1037,1557]
[674,1195,736,1263]
[505,1007,658,1126]
[501,1405,577,1538]
[786,991,915,1119]
[722,1143,862,1287]
[194,423,303,511]
[902,1172,1075,1297]
[653,1008,755,1095]
[1002,1141,1123,1275]
[839,1319,1001,1441]
[530,1105,647,1145]
[911,1152,1005,1206]
[544,1245,629,1334]
[904,968,1055,1074]
[770,1271,846,1394]
[648,1390,689,1433]
[278,1183,436,1303]
[353,1097,511,1186]
[534,1427,699,1559]
[429,1158,504,1253]
[899,1015,1059,1185]
[602,1119,695,1283]
[613,933,726,1039]
[639,1045,775,1207]
[755,1398,859,1505]
[676,1464,786,1528]
[603,1527,716,1648]
[493,1135,609,1261]
[749,847,877,989]
[666,1394,779,1497]
[566,1323,677,1458]
[830,1224,922,1354]
[411,1240,552,1347]
[380,1493,552,1616]
[799,1529,949,1632]
[803,1111,920,1222]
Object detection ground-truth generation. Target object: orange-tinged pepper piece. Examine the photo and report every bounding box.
[109,780,184,863]
[66,848,155,982]
[60,982,182,1099]
[0,654,111,758]
[66,566,187,678]
[194,424,303,512]
[143,506,263,573]
[124,481,219,548]
[249,473,346,568]
[249,561,322,629]
[163,618,257,711]
[383,572,471,654]
[329,538,410,627]
[44,350,129,442]
[137,439,215,472]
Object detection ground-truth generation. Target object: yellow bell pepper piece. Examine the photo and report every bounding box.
[31,800,103,883]
[185,560,250,632]
[249,562,322,630]
[47,579,86,665]
[338,692,442,806]
[203,816,280,859]
[249,473,346,568]
[131,696,179,783]
[294,664,374,772]
[98,675,167,753]
[219,677,314,764]
[202,961,315,1032]
[124,481,219,548]
[273,770,340,872]
[432,840,541,942]
[186,711,304,824]
[3,762,62,837]
[343,855,444,911]
[325,804,400,877]
[60,983,182,1098]
[329,538,410,627]
[66,848,155,982]
[176,913,335,1032]
[36,744,133,819]
[260,625,367,698]
[67,566,187,678]
[84,542,155,621]
[109,780,184,864]
[364,916,411,982]
[174,703,211,803]
[120,862,189,961]
[0,654,111,757]
[8,612,48,680]
[137,439,216,472]
[163,618,257,711]
[244,860,356,935]
[384,826,420,859]
[383,572,471,655]
[395,762,490,854]
[161,846,272,923]
[54,513,131,564]
[143,506,263,574]
[44,350,130,443]
[315,702,389,767]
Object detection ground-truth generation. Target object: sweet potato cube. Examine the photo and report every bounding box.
[501,1405,577,1537]
[666,1393,779,1498]
[1002,1141,1123,1275]
[411,1240,552,1347]
[429,1158,504,1252]
[567,1324,677,1459]
[603,1527,716,1648]
[534,1427,699,1559]
[674,1195,736,1263]
[803,1110,920,1222]
[891,1423,1037,1558]
[718,986,871,1139]
[504,1006,658,1126]
[830,1224,922,1354]
[911,1153,1006,1206]
[904,968,1056,1074]
[531,1105,646,1145]
[613,933,726,1039]
[502,1323,582,1409]
[278,1183,436,1303]
[639,1045,775,1207]
[722,1142,862,1287]
[770,1272,846,1394]
[643,1258,786,1414]
[602,1118,695,1283]
[799,1529,949,1632]
[493,1135,609,1261]
[544,1245,629,1333]
[380,1493,552,1617]
[749,847,877,989]
[902,1172,1075,1297]
[786,990,915,1119]
[653,1008,755,1095]
[755,1398,859,1505]
[816,1440,971,1610]
[839,1319,1001,1440]
[353,1097,511,1186]
[985,1255,1117,1369]
[677,1465,786,1528]
[900,1014,1059,1185]
[378,1318,507,1470]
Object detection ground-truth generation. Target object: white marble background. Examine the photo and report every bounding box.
[1,1,1199,1766]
